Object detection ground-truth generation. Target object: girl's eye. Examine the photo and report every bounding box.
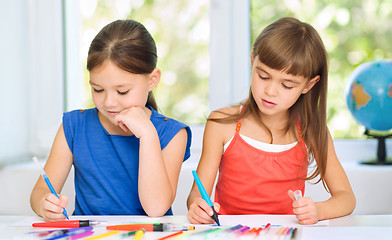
[117,90,129,95]
[258,74,269,80]
[282,84,293,90]
[93,88,103,93]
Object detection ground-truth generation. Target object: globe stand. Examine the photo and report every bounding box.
[361,129,392,165]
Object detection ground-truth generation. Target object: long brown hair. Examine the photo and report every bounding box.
[87,19,158,110]
[210,17,328,183]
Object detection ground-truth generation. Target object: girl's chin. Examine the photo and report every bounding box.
[98,111,116,123]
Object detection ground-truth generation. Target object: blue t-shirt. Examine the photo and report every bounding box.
[62,107,191,216]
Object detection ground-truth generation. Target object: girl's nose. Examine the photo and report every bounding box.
[104,93,117,107]
[265,82,278,96]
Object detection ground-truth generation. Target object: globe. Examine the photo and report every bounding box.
[345,60,392,131]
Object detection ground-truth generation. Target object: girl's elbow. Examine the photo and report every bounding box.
[144,206,170,217]
[348,193,356,214]
[342,191,356,216]
[146,211,163,218]
[143,198,174,217]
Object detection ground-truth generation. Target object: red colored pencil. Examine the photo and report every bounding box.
[264,223,271,229]
[32,220,100,228]
[156,230,184,240]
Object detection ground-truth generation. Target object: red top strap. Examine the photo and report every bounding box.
[235,119,242,132]
[235,105,245,132]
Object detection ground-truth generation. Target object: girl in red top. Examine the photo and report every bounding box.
[187,17,356,225]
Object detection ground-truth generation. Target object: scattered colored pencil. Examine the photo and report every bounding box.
[157,230,183,240]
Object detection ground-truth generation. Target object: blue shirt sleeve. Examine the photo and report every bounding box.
[151,110,192,162]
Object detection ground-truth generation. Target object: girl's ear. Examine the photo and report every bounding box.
[250,51,254,67]
[148,68,161,91]
[302,75,320,94]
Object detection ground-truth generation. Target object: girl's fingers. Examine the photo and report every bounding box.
[287,190,295,201]
[298,217,318,225]
[188,211,214,224]
[58,194,69,208]
[45,193,60,205]
[292,197,312,209]
[44,202,63,214]
[41,201,67,221]
[295,210,314,221]
[117,122,129,132]
[42,193,67,218]
[214,202,220,213]
[292,199,319,225]
[188,208,214,224]
[44,211,67,222]
[199,200,213,216]
[187,198,216,224]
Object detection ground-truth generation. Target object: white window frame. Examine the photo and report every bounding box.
[0,0,64,164]
[209,0,251,111]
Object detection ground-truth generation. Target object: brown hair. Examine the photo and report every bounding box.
[87,19,158,110]
[210,17,328,184]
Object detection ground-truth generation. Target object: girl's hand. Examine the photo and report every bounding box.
[114,107,154,138]
[40,193,69,222]
[288,190,319,225]
[187,197,220,224]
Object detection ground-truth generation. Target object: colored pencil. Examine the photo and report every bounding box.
[156,230,183,240]
[133,229,145,240]
[84,230,119,240]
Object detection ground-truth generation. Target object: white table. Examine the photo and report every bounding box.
[0,214,391,239]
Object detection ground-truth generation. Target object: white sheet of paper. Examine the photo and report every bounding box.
[217,214,329,228]
[301,226,392,240]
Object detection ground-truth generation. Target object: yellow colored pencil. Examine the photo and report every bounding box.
[84,230,119,240]
[134,229,146,240]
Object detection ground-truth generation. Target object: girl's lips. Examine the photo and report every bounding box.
[262,99,277,108]
[107,111,120,116]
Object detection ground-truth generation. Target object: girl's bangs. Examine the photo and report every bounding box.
[257,42,315,80]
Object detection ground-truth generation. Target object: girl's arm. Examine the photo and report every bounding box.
[30,124,73,221]
[316,130,356,219]
[187,111,229,224]
[138,126,187,217]
[291,129,356,224]
[116,106,189,217]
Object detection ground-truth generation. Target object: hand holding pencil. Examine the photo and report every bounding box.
[32,157,70,221]
[288,189,319,225]
[187,170,221,225]
[39,193,69,221]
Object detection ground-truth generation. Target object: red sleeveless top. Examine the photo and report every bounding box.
[214,119,308,215]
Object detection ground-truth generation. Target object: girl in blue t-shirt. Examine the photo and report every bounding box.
[30,19,192,221]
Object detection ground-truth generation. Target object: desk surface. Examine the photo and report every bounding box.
[0,214,391,240]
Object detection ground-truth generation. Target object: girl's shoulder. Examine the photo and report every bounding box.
[150,108,192,153]
[209,105,241,119]
[150,108,189,130]
[63,108,97,125]
[63,108,96,118]
[206,105,240,144]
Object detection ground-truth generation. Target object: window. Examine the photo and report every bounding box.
[3,0,390,165]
